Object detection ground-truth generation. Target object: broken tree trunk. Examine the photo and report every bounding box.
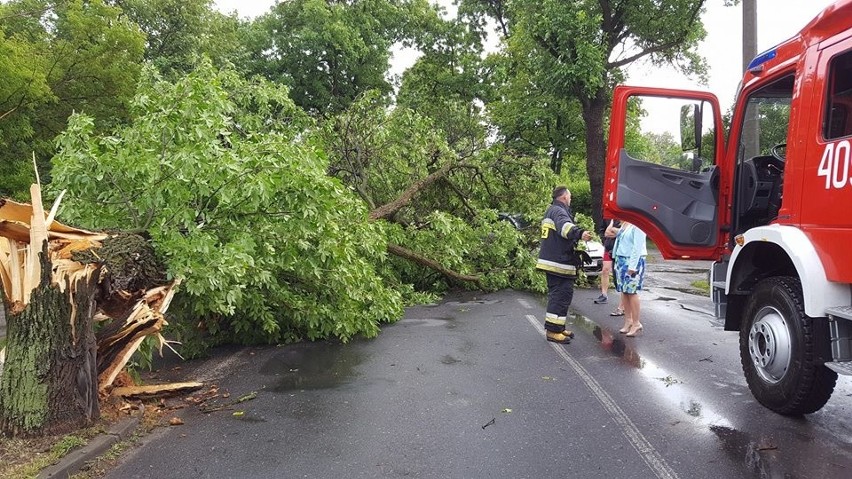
[368,161,455,222]
[112,382,203,400]
[0,189,179,438]
[0,242,99,436]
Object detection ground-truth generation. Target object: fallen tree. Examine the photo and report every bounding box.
[0,186,180,437]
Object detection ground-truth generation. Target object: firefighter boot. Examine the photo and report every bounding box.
[546,329,574,344]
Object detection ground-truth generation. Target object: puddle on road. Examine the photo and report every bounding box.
[260,342,365,392]
[443,299,500,306]
[709,425,808,479]
[569,312,842,478]
[570,313,732,429]
[428,290,500,307]
[441,355,461,365]
[651,295,678,302]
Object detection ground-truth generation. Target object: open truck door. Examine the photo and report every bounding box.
[602,86,728,260]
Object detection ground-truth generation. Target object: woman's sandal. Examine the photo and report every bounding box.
[626,323,644,337]
[610,308,625,317]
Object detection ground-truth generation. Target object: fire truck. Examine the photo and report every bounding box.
[603,0,852,415]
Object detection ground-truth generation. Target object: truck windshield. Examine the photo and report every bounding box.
[738,76,793,161]
[733,75,793,235]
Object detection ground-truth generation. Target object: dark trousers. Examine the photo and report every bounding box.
[545,273,575,332]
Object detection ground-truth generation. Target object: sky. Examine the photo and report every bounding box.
[213,0,837,111]
[626,0,836,112]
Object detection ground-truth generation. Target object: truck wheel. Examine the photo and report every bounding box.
[739,276,837,415]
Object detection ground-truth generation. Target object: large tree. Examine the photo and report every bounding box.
[110,0,252,77]
[462,0,708,225]
[0,0,145,200]
[318,89,553,293]
[246,0,441,117]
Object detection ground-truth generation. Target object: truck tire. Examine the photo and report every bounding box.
[739,276,837,415]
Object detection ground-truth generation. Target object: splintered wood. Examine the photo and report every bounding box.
[0,195,106,312]
[0,190,182,393]
[112,382,204,400]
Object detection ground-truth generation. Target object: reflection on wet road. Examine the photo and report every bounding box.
[567,277,852,479]
[261,342,365,392]
[578,313,733,429]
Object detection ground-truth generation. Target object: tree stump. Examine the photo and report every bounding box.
[0,243,99,437]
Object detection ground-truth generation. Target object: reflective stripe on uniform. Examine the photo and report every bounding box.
[541,218,556,239]
[560,221,576,239]
[545,315,567,326]
[536,259,577,276]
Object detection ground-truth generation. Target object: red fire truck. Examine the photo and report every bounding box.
[603,0,852,415]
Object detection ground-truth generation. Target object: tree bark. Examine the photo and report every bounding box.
[1,196,174,437]
[582,89,609,229]
[0,243,99,437]
[386,243,481,286]
[367,160,481,285]
[369,160,455,221]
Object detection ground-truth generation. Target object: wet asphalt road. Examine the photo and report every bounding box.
[105,261,852,479]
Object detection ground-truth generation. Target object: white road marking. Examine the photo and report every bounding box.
[517,298,533,309]
[525,314,679,479]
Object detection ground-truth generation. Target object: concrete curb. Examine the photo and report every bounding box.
[38,409,142,479]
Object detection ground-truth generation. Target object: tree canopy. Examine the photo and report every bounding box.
[460,0,709,225]
[0,0,715,352]
[0,0,145,198]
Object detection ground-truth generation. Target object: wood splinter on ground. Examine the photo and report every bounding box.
[0,180,191,437]
[113,382,204,400]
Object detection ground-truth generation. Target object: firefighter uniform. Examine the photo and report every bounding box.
[536,197,586,343]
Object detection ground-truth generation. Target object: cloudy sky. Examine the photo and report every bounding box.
[627,0,835,110]
[214,0,836,109]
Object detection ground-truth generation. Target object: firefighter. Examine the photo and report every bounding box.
[535,186,592,343]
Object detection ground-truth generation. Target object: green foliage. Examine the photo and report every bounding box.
[50,61,404,345]
[247,0,439,116]
[462,0,709,226]
[396,10,489,156]
[573,211,597,241]
[115,0,252,78]
[317,90,556,295]
[0,0,145,199]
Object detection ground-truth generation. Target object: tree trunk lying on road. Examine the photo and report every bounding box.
[0,186,180,437]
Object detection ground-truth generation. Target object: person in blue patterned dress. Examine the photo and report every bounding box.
[612,222,647,336]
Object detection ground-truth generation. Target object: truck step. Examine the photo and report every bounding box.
[826,361,852,376]
[826,306,852,321]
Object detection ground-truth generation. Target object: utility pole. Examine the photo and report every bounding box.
[742,0,760,156]
[743,0,758,71]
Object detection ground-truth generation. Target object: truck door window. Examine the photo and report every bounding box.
[624,96,716,173]
[734,75,792,233]
[824,49,852,140]
[615,93,720,247]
